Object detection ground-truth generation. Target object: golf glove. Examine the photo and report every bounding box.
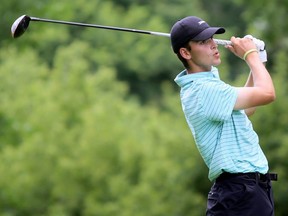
[244,35,267,63]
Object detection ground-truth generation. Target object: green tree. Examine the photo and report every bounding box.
[0,43,209,215]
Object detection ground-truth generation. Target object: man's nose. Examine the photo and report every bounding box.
[211,39,218,49]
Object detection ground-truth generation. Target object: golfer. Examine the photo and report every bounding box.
[171,16,277,215]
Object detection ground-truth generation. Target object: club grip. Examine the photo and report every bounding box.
[214,39,232,46]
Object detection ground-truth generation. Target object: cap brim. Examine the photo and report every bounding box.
[193,27,225,41]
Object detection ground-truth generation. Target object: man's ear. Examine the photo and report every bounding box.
[179,48,191,60]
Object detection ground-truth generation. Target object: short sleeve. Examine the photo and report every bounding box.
[200,81,238,121]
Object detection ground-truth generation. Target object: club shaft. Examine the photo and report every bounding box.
[30,16,231,46]
[30,17,169,37]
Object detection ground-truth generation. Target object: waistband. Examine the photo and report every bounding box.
[216,172,278,183]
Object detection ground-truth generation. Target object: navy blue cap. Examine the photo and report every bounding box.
[170,16,225,53]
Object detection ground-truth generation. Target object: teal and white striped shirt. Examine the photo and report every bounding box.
[174,67,268,181]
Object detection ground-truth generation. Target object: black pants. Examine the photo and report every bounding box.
[206,173,274,216]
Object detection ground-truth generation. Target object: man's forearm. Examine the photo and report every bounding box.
[244,72,256,116]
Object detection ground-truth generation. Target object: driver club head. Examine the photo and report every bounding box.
[11,15,31,38]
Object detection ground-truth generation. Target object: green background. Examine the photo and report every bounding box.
[0,0,287,215]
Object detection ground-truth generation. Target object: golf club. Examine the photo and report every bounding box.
[11,15,232,46]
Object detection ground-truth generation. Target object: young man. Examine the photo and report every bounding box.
[170,16,277,215]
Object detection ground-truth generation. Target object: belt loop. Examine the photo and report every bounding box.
[255,172,259,184]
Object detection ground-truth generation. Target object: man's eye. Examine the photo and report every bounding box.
[199,38,213,45]
[199,40,208,44]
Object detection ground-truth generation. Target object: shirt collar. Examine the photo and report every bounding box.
[174,67,220,88]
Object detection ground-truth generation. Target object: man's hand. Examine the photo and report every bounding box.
[244,35,267,63]
[226,36,257,60]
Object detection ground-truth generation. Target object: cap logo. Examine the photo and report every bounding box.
[198,21,206,25]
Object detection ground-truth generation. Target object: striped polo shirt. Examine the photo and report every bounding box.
[174,67,269,181]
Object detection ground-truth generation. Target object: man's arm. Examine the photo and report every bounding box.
[227,37,276,111]
[243,72,256,116]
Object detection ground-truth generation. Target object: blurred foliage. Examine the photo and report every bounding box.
[0,0,288,215]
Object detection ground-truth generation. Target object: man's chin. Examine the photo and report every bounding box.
[212,60,221,66]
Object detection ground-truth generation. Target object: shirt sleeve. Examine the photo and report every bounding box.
[200,80,238,121]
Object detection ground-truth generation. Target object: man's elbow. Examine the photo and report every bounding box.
[264,92,276,104]
[268,91,276,103]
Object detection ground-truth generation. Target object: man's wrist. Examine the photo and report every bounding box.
[243,49,258,61]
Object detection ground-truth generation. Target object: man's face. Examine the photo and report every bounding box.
[184,38,221,72]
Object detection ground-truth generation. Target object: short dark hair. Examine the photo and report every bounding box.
[176,41,191,69]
